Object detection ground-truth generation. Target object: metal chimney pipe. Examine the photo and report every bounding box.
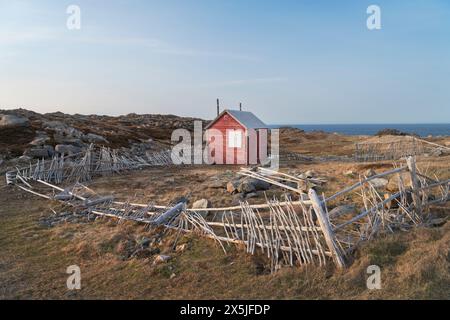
[239,102,242,111]
[217,99,220,116]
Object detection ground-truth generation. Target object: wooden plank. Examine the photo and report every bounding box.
[309,189,345,269]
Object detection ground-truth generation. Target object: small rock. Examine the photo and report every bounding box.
[153,254,171,265]
[368,178,388,189]
[364,168,376,177]
[170,273,176,279]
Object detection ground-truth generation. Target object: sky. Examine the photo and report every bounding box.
[0,0,449,124]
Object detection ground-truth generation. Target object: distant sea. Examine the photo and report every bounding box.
[269,124,450,137]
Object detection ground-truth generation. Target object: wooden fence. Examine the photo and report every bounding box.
[5,156,449,272]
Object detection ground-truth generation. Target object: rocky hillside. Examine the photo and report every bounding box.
[0,109,209,160]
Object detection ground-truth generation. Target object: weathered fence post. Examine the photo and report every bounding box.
[308,189,346,269]
[406,156,422,214]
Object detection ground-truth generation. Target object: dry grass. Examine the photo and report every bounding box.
[0,154,449,299]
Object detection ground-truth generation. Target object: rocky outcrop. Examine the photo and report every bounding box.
[0,114,29,128]
[23,145,54,158]
[55,144,83,155]
[83,133,108,144]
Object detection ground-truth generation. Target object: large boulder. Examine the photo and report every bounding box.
[226,180,241,194]
[0,114,29,128]
[23,145,54,158]
[83,133,108,144]
[237,178,271,194]
[191,199,211,218]
[386,173,412,192]
[55,144,82,155]
[368,178,388,189]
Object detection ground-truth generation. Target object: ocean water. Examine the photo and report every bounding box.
[269,124,450,137]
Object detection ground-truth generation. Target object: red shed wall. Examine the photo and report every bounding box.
[207,113,247,164]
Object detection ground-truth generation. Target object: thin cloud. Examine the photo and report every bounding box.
[0,28,259,61]
[198,77,288,88]
[0,28,58,45]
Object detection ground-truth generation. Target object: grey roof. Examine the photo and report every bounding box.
[206,109,268,129]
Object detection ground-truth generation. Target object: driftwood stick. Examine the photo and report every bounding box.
[152,202,185,226]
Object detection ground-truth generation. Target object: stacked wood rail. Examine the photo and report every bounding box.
[5,145,180,185]
[354,136,449,162]
[5,156,449,272]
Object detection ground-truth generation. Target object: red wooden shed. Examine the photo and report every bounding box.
[205,109,269,165]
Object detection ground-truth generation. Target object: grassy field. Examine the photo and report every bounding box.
[1,156,449,299]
